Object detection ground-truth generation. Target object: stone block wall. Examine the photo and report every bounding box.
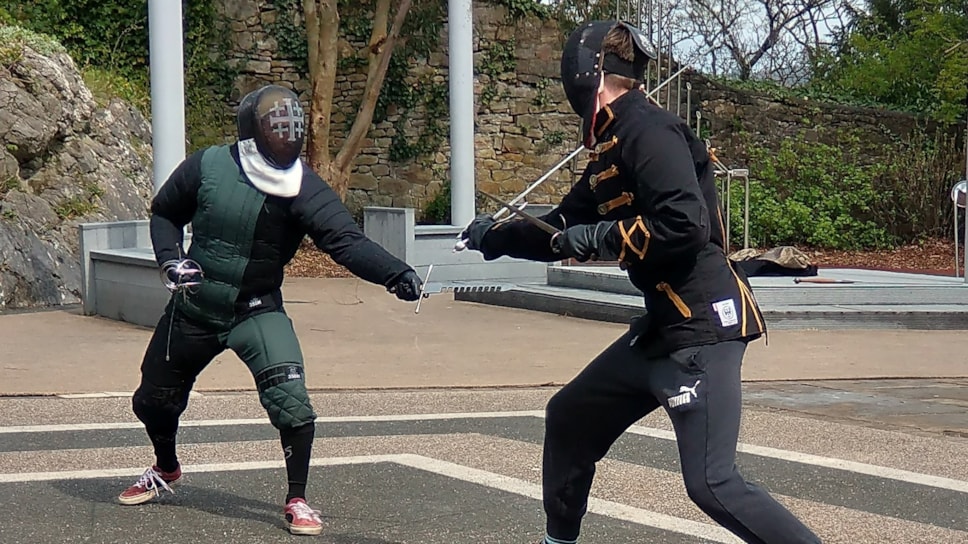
[212,0,964,222]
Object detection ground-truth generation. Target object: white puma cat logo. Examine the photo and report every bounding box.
[679,380,701,397]
[668,380,701,408]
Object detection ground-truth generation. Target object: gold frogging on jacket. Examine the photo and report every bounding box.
[589,135,619,161]
[590,165,619,189]
[597,192,634,215]
[618,216,650,262]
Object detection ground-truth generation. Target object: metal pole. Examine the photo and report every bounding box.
[448,0,476,227]
[954,109,968,284]
[955,204,960,278]
[964,114,968,282]
[955,187,968,284]
[686,81,691,124]
[676,67,682,116]
[744,174,750,249]
[665,32,672,108]
[148,0,185,194]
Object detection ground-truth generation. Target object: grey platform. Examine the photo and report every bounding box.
[456,265,968,330]
[79,207,557,328]
[78,217,968,330]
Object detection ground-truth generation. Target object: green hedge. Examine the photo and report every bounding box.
[725,128,963,250]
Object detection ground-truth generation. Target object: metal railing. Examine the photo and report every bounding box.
[618,0,752,250]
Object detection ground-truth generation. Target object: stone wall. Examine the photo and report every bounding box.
[684,73,965,168]
[216,0,585,221]
[214,0,965,222]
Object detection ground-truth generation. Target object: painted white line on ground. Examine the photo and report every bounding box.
[0,410,545,434]
[0,410,964,494]
[392,453,743,544]
[0,454,403,483]
[625,425,968,494]
[56,391,203,399]
[0,453,741,543]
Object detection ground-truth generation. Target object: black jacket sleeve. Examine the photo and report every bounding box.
[478,169,601,262]
[292,171,412,286]
[149,150,205,266]
[601,122,709,266]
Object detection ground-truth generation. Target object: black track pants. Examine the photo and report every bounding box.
[541,332,822,544]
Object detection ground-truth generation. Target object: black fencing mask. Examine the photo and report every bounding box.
[236,84,305,197]
[560,20,656,148]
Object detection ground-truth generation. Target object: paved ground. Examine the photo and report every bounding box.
[0,389,965,544]
[2,278,968,395]
[0,278,965,543]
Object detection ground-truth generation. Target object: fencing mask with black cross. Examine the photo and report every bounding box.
[236,84,306,197]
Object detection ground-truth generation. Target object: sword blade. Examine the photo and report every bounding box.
[420,281,516,295]
[477,191,560,235]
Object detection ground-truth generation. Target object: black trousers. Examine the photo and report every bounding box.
[542,331,822,543]
[133,300,316,460]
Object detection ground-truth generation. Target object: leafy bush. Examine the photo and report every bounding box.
[81,66,150,112]
[726,127,965,250]
[4,1,237,151]
[0,24,66,66]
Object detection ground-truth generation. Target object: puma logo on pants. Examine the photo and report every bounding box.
[668,380,701,408]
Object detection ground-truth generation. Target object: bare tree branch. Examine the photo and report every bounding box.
[334,0,413,174]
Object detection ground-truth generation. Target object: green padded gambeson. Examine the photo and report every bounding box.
[179,145,267,330]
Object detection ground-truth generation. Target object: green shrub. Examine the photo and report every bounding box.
[727,132,895,250]
[4,1,237,150]
[726,126,964,250]
[82,66,149,112]
[0,24,65,66]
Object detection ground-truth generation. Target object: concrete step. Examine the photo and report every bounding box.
[455,283,968,330]
[547,265,968,306]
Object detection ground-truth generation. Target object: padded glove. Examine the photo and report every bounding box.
[459,213,497,252]
[551,221,618,262]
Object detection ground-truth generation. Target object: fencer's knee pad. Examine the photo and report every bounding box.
[132,382,190,430]
[254,363,317,430]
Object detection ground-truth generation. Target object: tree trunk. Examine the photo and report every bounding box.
[303,0,340,182]
[334,0,413,180]
[318,160,350,202]
[302,0,413,201]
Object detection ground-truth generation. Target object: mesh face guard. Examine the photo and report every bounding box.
[237,85,306,169]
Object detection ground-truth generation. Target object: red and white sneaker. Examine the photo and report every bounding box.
[118,465,181,505]
[284,498,323,535]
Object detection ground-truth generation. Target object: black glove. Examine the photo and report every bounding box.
[387,269,422,301]
[551,221,618,262]
[459,213,497,252]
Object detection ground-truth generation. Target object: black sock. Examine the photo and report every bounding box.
[150,433,179,473]
[280,423,315,502]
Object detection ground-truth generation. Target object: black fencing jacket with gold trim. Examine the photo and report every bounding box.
[478,90,766,356]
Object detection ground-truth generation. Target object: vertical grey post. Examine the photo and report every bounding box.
[964,116,968,282]
[148,0,186,194]
[448,0,476,227]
